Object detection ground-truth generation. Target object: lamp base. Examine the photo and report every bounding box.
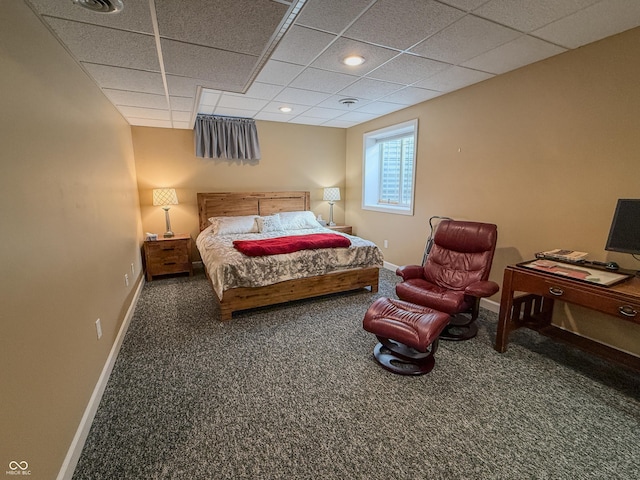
[163,231,174,238]
[328,222,336,226]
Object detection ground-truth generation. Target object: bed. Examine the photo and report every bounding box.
[196,191,383,321]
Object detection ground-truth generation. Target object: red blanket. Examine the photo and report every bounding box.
[233,233,351,256]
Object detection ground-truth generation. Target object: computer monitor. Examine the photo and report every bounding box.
[605,199,640,255]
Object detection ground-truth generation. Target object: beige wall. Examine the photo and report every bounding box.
[346,27,640,355]
[132,122,346,258]
[0,1,143,478]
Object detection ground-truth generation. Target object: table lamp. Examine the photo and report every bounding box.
[323,187,341,226]
[152,188,178,237]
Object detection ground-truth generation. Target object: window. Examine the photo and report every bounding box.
[362,119,417,215]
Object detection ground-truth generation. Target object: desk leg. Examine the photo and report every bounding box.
[495,268,515,353]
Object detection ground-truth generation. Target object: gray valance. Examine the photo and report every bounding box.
[194,115,261,160]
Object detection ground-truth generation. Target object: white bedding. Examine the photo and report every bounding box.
[196,225,384,300]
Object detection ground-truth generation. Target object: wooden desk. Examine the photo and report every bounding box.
[495,263,640,371]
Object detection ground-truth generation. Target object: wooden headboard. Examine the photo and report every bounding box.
[197,191,311,232]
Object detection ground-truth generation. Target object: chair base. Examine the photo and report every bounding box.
[372,337,438,376]
[439,314,478,341]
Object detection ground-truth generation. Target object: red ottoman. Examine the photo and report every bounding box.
[363,297,450,375]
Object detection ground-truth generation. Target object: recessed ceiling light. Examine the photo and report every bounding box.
[279,106,292,113]
[343,55,365,66]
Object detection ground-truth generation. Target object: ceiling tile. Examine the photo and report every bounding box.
[302,106,347,119]
[117,106,170,121]
[337,77,404,100]
[533,0,640,49]
[439,0,492,11]
[166,75,219,97]
[415,65,494,92]
[212,106,260,118]
[462,35,566,74]
[44,18,159,71]
[254,60,305,86]
[336,111,378,123]
[271,25,336,65]
[161,39,257,92]
[473,0,600,33]
[154,0,290,55]
[294,0,373,34]
[172,121,192,130]
[344,0,464,50]
[218,94,269,110]
[199,90,221,106]
[382,87,442,105]
[170,96,195,111]
[310,38,399,76]
[289,116,327,125]
[254,111,293,122]
[102,89,168,109]
[242,82,284,100]
[32,0,154,33]
[290,68,358,93]
[128,118,172,128]
[82,64,165,94]
[322,119,359,128]
[274,88,332,106]
[198,105,215,115]
[368,54,449,84]
[410,15,521,64]
[355,101,407,115]
[171,111,192,122]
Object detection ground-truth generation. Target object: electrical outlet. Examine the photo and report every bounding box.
[131,263,135,276]
[124,273,129,287]
[384,240,388,249]
[95,318,102,340]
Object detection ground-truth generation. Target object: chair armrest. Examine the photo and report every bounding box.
[465,280,499,298]
[396,265,425,281]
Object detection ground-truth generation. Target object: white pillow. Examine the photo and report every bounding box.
[279,210,319,230]
[208,215,259,235]
[256,214,284,233]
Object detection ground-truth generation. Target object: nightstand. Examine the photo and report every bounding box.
[327,225,353,235]
[144,234,193,281]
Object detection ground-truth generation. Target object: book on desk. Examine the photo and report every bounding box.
[535,249,589,263]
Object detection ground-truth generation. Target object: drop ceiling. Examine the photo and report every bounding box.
[25,0,640,129]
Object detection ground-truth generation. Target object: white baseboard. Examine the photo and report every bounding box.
[383,261,500,314]
[57,277,145,480]
[383,260,398,272]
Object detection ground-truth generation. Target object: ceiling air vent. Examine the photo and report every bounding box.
[339,98,358,107]
[72,0,124,14]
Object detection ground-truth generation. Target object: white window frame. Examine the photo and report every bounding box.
[362,119,418,216]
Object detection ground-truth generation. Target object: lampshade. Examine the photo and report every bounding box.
[152,188,178,206]
[323,187,341,202]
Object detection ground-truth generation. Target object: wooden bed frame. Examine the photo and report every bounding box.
[197,191,379,321]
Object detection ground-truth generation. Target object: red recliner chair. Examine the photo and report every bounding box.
[395,220,499,341]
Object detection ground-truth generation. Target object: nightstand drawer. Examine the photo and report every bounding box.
[145,240,188,256]
[148,258,190,275]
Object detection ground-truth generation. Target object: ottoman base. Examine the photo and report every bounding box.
[373,337,437,375]
[363,297,450,376]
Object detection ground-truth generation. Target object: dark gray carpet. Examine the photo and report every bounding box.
[73,267,640,479]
